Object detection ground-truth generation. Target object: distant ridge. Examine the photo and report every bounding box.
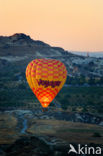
[71,51,103,58]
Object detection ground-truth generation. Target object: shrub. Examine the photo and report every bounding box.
[92,132,101,137]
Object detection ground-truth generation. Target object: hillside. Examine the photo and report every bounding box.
[0,33,103,78]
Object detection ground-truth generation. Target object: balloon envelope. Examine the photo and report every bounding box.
[26,59,67,108]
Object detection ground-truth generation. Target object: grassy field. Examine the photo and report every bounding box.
[27,119,103,144]
[0,113,19,144]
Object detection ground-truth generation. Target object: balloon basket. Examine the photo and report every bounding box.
[42,107,48,112]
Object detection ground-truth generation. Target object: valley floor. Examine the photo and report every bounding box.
[0,110,103,145]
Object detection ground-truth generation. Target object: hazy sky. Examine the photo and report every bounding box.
[0,0,103,51]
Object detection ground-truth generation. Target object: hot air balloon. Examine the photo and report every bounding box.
[26,59,67,109]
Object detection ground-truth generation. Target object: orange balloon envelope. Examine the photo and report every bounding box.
[26,59,67,108]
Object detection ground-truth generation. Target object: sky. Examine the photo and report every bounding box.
[0,0,103,52]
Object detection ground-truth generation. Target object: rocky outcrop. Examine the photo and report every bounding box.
[0,33,50,47]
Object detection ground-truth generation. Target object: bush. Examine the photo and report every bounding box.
[92,132,101,137]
